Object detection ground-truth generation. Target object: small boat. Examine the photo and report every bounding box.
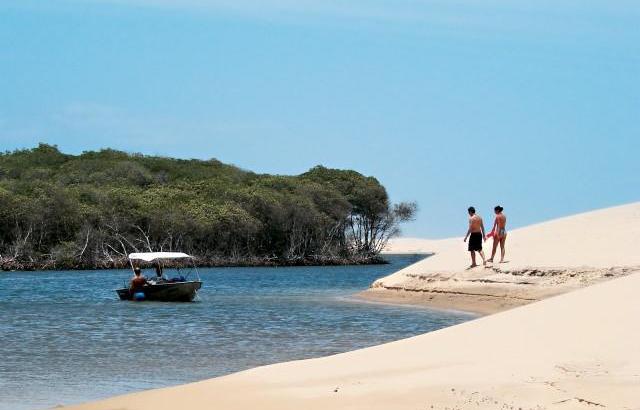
[116,252,202,302]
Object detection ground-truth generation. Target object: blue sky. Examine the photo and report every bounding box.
[1,1,638,237]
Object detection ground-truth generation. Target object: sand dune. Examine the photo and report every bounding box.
[63,203,640,410]
[384,202,640,268]
[65,271,640,410]
[363,202,640,313]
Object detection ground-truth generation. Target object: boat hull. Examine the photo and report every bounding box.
[116,281,202,302]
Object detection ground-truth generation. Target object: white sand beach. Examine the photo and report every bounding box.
[63,203,640,410]
[362,202,640,314]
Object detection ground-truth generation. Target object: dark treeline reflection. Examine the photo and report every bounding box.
[0,144,415,270]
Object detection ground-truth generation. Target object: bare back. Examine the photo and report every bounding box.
[469,214,483,233]
[496,213,507,230]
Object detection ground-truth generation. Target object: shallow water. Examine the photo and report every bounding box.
[0,255,472,410]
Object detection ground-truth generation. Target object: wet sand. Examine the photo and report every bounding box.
[63,202,640,410]
[363,202,640,314]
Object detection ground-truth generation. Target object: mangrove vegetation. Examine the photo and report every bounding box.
[0,144,416,270]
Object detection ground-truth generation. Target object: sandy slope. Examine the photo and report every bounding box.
[65,271,640,410]
[62,203,640,410]
[362,202,640,313]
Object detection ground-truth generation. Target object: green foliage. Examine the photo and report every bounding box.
[0,146,415,269]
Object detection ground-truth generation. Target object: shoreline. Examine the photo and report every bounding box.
[336,292,479,317]
[61,202,640,409]
[0,255,389,272]
[63,271,640,410]
[363,202,640,314]
[353,287,527,315]
[358,265,639,315]
[344,292,480,316]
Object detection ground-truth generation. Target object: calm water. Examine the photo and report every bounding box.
[0,255,472,410]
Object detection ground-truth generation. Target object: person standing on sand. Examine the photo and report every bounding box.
[488,205,507,263]
[463,206,486,268]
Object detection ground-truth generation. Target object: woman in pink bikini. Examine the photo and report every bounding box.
[488,205,507,263]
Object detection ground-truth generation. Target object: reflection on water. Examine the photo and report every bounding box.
[0,255,472,410]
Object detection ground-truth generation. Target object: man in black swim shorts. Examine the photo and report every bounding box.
[463,206,486,268]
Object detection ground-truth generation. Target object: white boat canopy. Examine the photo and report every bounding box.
[128,252,192,262]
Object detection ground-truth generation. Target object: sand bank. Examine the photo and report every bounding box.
[65,270,640,410]
[62,203,640,410]
[361,202,640,314]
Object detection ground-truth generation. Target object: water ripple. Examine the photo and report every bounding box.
[0,255,472,410]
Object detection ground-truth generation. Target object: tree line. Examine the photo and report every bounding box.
[0,144,416,270]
